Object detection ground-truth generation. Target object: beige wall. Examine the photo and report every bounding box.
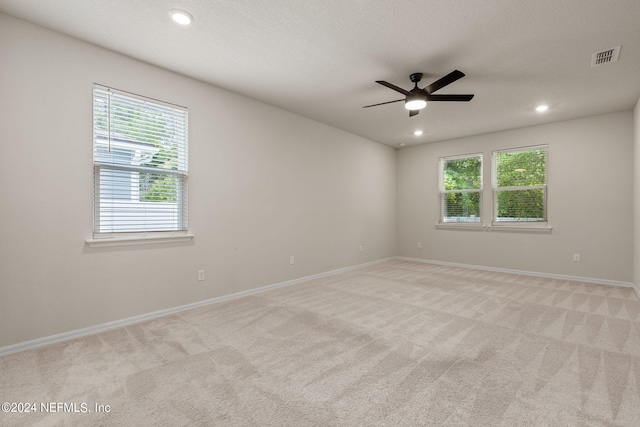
[0,15,397,347]
[633,98,640,288]
[398,112,634,282]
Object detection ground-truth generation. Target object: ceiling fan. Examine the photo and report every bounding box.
[363,70,474,117]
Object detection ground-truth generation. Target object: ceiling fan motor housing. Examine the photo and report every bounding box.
[409,73,423,83]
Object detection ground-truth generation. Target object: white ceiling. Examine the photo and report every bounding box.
[2,0,639,147]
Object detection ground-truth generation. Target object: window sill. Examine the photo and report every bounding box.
[85,233,194,248]
[435,223,553,234]
[487,225,552,233]
[436,223,486,231]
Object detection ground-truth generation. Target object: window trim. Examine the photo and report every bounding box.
[91,84,189,241]
[86,233,194,248]
[438,152,483,226]
[491,145,548,227]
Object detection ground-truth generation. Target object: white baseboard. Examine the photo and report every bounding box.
[0,257,395,357]
[396,256,639,298]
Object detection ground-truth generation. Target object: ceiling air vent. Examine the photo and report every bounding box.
[591,46,621,67]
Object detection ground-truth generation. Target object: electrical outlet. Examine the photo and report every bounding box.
[573,254,581,262]
[417,242,422,249]
[360,245,363,252]
[290,256,295,265]
[198,270,205,281]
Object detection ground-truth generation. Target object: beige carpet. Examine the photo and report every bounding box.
[2,260,640,426]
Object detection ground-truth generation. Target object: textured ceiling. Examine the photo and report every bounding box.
[1,0,639,147]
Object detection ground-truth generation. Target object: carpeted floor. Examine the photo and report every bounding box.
[2,260,640,426]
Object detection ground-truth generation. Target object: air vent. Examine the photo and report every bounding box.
[591,46,620,67]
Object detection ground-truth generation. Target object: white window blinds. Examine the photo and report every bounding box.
[92,85,188,237]
[439,154,482,223]
[492,145,547,223]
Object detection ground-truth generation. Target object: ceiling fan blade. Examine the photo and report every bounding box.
[376,81,411,96]
[409,109,419,117]
[362,99,404,108]
[427,94,474,102]
[425,70,465,94]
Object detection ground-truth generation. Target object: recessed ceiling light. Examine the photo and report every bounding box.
[398,143,406,147]
[535,104,549,113]
[414,130,423,136]
[169,9,194,25]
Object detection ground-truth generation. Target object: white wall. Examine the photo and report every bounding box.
[398,112,634,282]
[0,14,397,348]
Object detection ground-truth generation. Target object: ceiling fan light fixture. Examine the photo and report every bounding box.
[405,98,427,110]
[169,9,194,25]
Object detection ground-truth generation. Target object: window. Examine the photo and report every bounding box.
[439,154,482,223]
[92,85,188,237]
[492,145,547,223]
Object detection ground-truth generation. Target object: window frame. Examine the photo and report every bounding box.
[91,84,189,241]
[438,153,483,225]
[491,145,548,227]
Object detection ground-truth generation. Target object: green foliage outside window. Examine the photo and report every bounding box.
[444,192,481,219]
[442,156,482,222]
[443,157,482,190]
[494,148,546,221]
